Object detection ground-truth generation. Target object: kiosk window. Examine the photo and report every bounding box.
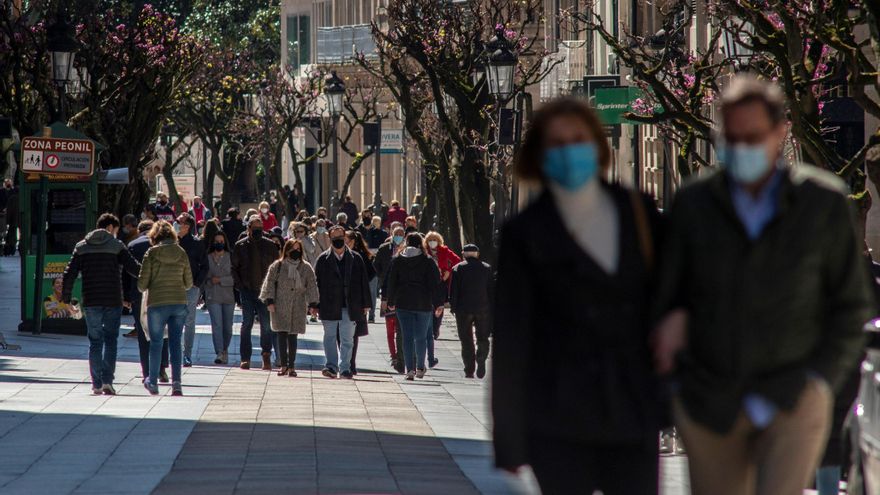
[31,189,87,255]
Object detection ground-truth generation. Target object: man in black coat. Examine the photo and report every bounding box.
[232,217,279,370]
[177,213,208,367]
[221,208,246,243]
[123,220,169,382]
[449,244,493,379]
[62,213,141,396]
[313,225,371,379]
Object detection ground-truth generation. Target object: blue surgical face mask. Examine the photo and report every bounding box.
[392,235,404,245]
[542,143,599,191]
[717,142,772,184]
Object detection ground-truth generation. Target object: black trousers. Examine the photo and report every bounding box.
[133,295,168,378]
[454,312,491,375]
[528,436,658,495]
[276,332,298,368]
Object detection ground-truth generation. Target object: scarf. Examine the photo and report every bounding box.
[284,259,304,289]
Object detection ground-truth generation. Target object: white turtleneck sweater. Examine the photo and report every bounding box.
[548,179,620,274]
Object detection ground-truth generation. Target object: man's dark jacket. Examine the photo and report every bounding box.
[221,218,245,245]
[231,234,278,292]
[178,232,208,287]
[313,248,372,321]
[450,257,493,315]
[654,166,874,434]
[62,229,141,307]
[373,240,395,286]
[123,234,151,301]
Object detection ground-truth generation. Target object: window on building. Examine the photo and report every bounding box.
[286,14,312,71]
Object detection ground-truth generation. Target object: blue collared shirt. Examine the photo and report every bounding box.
[728,168,784,240]
[728,167,784,428]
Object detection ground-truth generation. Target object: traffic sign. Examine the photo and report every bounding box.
[21,137,95,176]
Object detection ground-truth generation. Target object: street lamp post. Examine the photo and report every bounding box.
[33,13,77,335]
[324,71,345,214]
[486,26,519,240]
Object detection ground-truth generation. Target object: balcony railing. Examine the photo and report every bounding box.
[317,24,377,63]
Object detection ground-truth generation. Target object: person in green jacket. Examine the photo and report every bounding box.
[138,220,193,396]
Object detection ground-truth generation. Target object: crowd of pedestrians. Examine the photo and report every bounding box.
[59,188,484,398]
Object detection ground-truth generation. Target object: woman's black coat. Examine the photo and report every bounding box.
[491,182,665,470]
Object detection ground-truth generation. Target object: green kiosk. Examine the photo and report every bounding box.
[16,122,103,335]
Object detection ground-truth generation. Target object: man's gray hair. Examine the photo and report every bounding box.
[720,75,786,125]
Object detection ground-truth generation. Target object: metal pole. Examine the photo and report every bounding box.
[493,103,506,240]
[32,81,63,336]
[401,127,408,209]
[32,174,48,335]
[510,93,524,215]
[374,117,382,214]
[331,119,338,213]
[632,125,641,191]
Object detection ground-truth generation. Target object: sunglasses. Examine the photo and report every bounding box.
[294,230,305,234]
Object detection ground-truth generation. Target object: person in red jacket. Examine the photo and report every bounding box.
[424,231,460,368]
[383,200,408,228]
[258,200,279,231]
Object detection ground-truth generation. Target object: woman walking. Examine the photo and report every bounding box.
[385,233,444,380]
[312,218,330,252]
[138,220,193,396]
[424,231,460,368]
[492,98,664,494]
[345,231,375,370]
[260,239,319,376]
[205,231,235,364]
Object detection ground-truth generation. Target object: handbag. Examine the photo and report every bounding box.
[628,189,654,272]
[355,318,369,337]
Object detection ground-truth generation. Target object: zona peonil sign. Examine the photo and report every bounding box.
[21,136,95,176]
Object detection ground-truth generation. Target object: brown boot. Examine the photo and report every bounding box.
[240,361,250,370]
[261,352,272,371]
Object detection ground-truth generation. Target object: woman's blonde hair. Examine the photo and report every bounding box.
[259,201,270,210]
[424,231,444,247]
[148,220,177,245]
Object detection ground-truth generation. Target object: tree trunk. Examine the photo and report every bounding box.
[162,165,180,212]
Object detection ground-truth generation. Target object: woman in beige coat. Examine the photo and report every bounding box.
[260,239,319,376]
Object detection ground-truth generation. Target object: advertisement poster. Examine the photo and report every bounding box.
[24,255,83,320]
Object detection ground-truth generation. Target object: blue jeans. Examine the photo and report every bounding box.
[83,306,123,388]
[206,303,234,355]
[322,311,354,373]
[396,310,432,372]
[183,286,200,359]
[239,288,272,361]
[147,304,187,387]
[368,277,378,320]
[816,465,840,495]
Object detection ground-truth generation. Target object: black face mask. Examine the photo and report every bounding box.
[251,228,263,239]
[289,250,302,260]
[331,238,345,249]
[212,243,225,251]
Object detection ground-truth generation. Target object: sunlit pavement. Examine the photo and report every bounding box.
[0,256,704,494]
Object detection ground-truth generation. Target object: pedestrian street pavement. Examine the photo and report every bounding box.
[0,256,699,494]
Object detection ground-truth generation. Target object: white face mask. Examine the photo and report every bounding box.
[261,208,269,215]
[428,241,439,249]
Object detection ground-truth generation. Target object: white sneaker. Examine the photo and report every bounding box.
[416,369,426,379]
[102,384,116,395]
[405,371,415,381]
